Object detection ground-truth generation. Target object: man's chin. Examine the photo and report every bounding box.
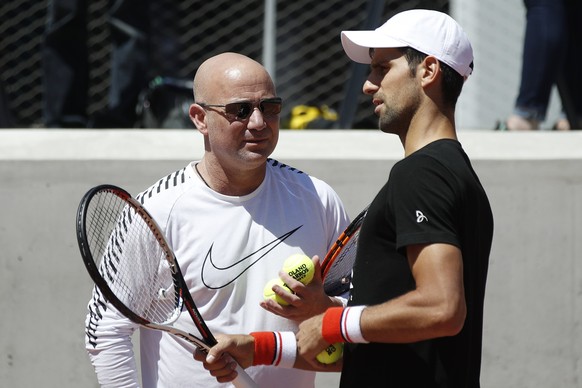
[239,149,274,165]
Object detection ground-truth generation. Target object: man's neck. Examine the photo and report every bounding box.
[197,157,267,196]
[401,111,457,157]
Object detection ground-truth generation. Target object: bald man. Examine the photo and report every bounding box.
[84,52,349,388]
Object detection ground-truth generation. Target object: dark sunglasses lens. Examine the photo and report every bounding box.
[224,99,281,120]
[260,101,282,116]
[225,103,253,120]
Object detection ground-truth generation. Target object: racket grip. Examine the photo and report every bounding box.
[232,364,258,388]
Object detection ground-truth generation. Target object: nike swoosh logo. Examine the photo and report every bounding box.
[201,225,302,289]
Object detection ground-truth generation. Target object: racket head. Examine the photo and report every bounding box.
[77,184,184,327]
[322,207,368,296]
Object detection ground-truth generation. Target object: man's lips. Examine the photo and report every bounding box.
[372,99,383,115]
[244,137,269,145]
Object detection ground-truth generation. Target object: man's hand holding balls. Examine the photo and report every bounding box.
[261,254,344,364]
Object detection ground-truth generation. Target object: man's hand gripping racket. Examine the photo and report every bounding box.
[76,184,257,388]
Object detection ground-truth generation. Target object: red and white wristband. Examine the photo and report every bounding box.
[322,305,368,344]
[250,331,296,368]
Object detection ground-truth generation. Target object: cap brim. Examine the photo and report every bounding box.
[341,30,405,64]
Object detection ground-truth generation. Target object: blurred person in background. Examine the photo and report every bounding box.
[42,0,89,128]
[499,0,581,131]
[42,0,160,128]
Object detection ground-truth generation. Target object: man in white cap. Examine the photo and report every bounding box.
[296,9,493,387]
[196,9,493,388]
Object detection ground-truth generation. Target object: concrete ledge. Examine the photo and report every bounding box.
[2,129,582,160]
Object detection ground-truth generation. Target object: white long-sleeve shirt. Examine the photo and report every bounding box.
[85,159,349,388]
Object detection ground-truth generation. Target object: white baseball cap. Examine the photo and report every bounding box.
[341,9,474,79]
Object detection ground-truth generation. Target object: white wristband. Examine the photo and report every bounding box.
[275,331,297,368]
[343,305,368,343]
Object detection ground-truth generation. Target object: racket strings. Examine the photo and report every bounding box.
[323,229,361,296]
[86,191,180,325]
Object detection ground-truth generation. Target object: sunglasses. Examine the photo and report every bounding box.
[198,97,282,121]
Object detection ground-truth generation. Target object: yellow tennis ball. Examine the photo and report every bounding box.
[282,254,315,285]
[263,278,291,306]
[316,342,344,364]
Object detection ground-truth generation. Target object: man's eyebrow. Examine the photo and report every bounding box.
[369,48,375,59]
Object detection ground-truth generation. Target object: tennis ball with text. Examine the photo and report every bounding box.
[263,278,291,306]
[316,342,344,364]
[282,254,315,285]
[282,254,344,364]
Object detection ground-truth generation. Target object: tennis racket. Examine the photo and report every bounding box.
[76,184,257,388]
[321,206,368,296]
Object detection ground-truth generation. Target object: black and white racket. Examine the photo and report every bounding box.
[76,184,257,388]
[321,206,368,296]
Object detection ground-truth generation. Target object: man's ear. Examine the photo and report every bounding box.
[189,103,208,134]
[420,55,441,87]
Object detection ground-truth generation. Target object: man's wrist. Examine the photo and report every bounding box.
[249,331,296,368]
[321,305,369,344]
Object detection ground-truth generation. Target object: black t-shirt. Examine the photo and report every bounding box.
[342,139,493,388]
